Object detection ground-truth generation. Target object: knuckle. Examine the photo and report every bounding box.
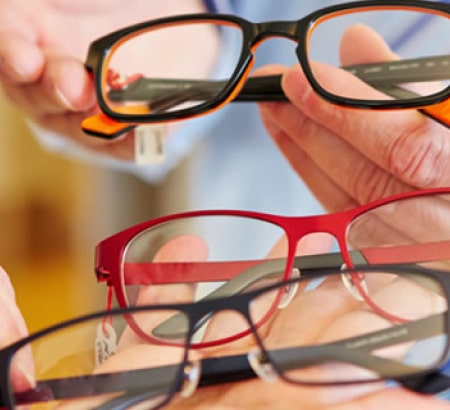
[386,123,449,188]
[351,160,399,205]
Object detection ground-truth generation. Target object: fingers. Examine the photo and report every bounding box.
[282,26,450,191]
[259,27,450,210]
[1,55,96,117]
[0,266,33,391]
[339,23,396,65]
[0,2,100,151]
[0,2,42,83]
[0,36,43,83]
[254,66,357,210]
[260,109,357,211]
[331,388,450,410]
[260,89,411,206]
[0,266,28,346]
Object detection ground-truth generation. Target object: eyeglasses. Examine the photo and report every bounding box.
[81,0,450,139]
[94,187,450,348]
[3,264,450,409]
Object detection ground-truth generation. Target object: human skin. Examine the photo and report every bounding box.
[257,24,450,214]
[0,0,213,159]
[0,266,31,391]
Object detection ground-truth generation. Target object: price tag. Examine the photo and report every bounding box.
[95,323,118,367]
[134,125,166,165]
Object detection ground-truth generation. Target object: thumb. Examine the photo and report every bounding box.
[0,267,33,391]
[339,23,397,65]
[0,267,28,344]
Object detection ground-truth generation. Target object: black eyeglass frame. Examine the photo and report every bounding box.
[83,0,450,132]
[2,264,450,409]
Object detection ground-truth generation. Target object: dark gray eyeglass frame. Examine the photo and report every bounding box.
[2,264,450,409]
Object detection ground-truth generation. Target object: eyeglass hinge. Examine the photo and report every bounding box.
[95,266,112,282]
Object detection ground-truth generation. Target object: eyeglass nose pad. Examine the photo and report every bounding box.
[277,268,300,309]
[340,264,369,302]
[248,348,279,383]
[181,360,201,398]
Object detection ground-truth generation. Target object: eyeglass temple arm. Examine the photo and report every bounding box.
[119,239,450,288]
[82,54,449,139]
[268,313,441,376]
[149,252,361,339]
[266,313,450,394]
[121,250,356,340]
[163,54,449,129]
[6,314,446,408]
[371,83,450,129]
[115,249,349,287]
[106,54,450,104]
[6,362,180,408]
[149,241,448,339]
[343,54,450,86]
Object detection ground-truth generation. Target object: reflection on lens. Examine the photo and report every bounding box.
[307,7,449,103]
[121,214,288,346]
[9,310,186,409]
[103,20,243,117]
[255,269,448,384]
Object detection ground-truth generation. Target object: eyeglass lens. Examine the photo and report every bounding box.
[8,309,189,409]
[103,22,242,116]
[121,215,288,346]
[307,7,449,102]
[346,192,450,269]
[252,268,448,385]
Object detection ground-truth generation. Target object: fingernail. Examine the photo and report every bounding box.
[55,87,76,111]
[10,362,35,392]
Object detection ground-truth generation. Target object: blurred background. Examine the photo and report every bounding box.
[0,91,189,334]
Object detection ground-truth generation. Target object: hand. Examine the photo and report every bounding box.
[0,266,31,391]
[0,0,209,160]
[163,382,450,410]
[257,24,450,213]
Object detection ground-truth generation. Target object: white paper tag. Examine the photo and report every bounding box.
[95,323,118,367]
[134,125,165,165]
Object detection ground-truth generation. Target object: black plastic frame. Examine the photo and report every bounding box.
[84,0,449,127]
[2,264,450,409]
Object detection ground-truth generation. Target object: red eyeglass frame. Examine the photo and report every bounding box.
[94,187,450,347]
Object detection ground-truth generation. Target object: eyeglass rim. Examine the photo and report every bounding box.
[84,0,450,125]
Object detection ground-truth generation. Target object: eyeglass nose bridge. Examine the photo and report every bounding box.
[253,20,300,43]
[277,268,301,309]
